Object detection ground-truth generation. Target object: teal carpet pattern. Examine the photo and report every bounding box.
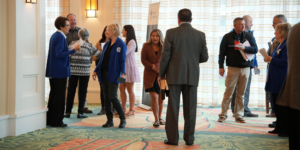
[0,105,289,150]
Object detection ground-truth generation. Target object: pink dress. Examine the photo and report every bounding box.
[125,39,141,83]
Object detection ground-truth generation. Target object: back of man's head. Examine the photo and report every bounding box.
[178,8,192,22]
[274,14,287,23]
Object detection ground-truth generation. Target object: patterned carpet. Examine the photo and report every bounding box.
[0,105,289,150]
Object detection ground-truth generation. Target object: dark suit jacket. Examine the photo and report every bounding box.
[159,23,209,86]
[141,43,161,89]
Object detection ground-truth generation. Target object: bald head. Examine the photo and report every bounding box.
[243,15,253,31]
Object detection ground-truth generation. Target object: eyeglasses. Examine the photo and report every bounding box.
[65,24,70,27]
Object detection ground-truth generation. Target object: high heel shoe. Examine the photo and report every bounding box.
[159,119,165,125]
[125,110,135,116]
[153,121,160,127]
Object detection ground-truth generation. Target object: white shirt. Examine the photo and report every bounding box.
[179,22,191,26]
[57,30,66,38]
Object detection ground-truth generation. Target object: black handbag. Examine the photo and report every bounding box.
[160,79,169,100]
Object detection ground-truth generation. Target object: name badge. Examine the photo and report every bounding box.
[117,47,121,53]
[277,49,281,54]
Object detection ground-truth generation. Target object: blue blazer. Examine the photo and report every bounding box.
[265,38,288,94]
[45,32,75,78]
[94,37,127,84]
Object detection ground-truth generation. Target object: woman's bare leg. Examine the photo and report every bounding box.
[125,82,135,112]
[150,92,159,122]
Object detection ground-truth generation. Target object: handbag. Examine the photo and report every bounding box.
[160,79,169,100]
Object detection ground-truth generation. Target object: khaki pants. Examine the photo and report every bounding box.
[219,67,250,119]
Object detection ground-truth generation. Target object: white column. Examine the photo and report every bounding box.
[5,0,47,137]
[0,0,9,138]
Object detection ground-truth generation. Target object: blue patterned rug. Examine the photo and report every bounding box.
[0,105,288,150]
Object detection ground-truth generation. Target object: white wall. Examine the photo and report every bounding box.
[70,0,114,104]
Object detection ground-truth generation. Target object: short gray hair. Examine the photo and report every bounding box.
[67,13,76,18]
[274,14,287,23]
[233,17,244,24]
[275,23,292,39]
[78,28,90,40]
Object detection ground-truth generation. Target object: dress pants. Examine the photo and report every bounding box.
[65,75,90,114]
[267,92,275,114]
[96,71,105,108]
[166,84,197,144]
[219,67,250,119]
[231,69,252,115]
[100,82,105,108]
[101,70,125,121]
[286,107,300,150]
[47,78,67,126]
[271,93,287,133]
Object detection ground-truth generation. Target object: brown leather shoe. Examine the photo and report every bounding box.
[83,108,93,113]
[235,118,246,123]
[97,108,106,115]
[266,113,275,117]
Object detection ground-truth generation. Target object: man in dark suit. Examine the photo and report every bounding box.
[159,8,209,146]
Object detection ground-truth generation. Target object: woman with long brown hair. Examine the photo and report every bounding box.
[141,29,165,127]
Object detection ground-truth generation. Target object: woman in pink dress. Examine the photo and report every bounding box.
[119,25,141,116]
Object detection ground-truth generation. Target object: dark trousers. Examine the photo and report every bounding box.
[101,70,125,121]
[47,78,67,126]
[100,82,105,108]
[271,93,288,133]
[166,84,197,144]
[65,75,90,114]
[270,93,275,114]
[231,69,252,115]
[287,107,300,150]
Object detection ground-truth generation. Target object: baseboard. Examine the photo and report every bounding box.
[7,108,48,137]
[0,115,9,138]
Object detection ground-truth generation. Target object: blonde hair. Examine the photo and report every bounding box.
[145,29,164,47]
[107,23,121,37]
[275,23,292,39]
